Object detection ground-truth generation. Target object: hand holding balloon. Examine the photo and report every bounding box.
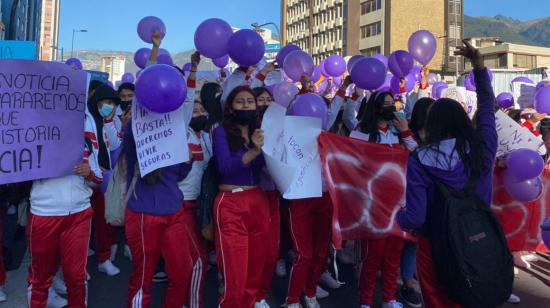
[191,51,201,70]
[152,30,163,48]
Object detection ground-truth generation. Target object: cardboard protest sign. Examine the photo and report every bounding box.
[495,110,546,157]
[512,82,536,109]
[262,103,323,199]
[131,99,189,177]
[0,59,88,184]
[441,86,477,119]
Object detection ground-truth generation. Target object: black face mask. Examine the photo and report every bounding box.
[189,115,208,132]
[258,106,268,118]
[233,110,258,126]
[380,105,397,121]
[120,100,132,112]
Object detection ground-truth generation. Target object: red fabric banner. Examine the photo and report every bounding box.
[320,132,550,252]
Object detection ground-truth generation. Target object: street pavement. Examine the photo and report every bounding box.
[2,246,550,307]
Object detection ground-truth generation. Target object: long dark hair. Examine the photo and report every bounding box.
[358,91,393,142]
[252,86,273,99]
[409,97,435,140]
[201,82,222,127]
[222,86,259,151]
[423,98,487,177]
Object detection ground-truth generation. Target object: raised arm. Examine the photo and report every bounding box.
[148,31,163,65]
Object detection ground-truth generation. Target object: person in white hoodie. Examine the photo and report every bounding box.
[28,111,103,308]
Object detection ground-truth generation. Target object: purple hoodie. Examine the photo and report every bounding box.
[124,122,191,216]
[397,68,497,239]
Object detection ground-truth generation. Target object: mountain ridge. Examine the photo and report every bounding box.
[465,15,550,47]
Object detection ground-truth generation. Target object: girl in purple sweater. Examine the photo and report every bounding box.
[397,40,497,307]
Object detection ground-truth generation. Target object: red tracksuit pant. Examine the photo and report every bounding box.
[181,201,208,308]
[257,191,281,301]
[91,189,117,262]
[286,194,333,304]
[125,207,190,308]
[417,237,461,308]
[214,188,270,308]
[28,208,93,308]
[359,236,405,305]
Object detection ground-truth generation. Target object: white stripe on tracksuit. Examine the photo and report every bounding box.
[131,213,146,308]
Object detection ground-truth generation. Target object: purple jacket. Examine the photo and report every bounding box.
[213,126,265,186]
[124,122,191,216]
[397,68,497,239]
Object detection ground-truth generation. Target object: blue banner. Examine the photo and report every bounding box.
[0,41,37,60]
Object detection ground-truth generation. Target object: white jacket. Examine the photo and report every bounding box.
[178,127,212,201]
[30,112,103,216]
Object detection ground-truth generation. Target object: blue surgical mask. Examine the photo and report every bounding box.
[99,104,114,118]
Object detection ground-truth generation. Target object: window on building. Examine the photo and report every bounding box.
[360,46,381,57]
[360,21,381,38]
[361,0,382,15]
[514,54,536,69]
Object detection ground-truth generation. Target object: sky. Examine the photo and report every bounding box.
[59,0,548,53]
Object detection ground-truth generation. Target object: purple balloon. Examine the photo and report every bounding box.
[194,18,233,59]
[535,86,550,115]
[316,79,329,94]
[410,65,422,83]
[273,82,299,108]
[467,69,493,92]
[376,74,393,92]
[283,50,314,82]
[511,76,534,85]
[507,148,545,181]
[289,93,328,129]
[135,64,187,113]
[65,58,82,70]
[182,63,192,72]
[427,73,438,85]
[121,73,134,83]
[404,72,416,92]
[213,55,229,68]
[408,30,437,65]
[543,227,550,250]
[372,54,388,69]
[351,58,387,90]
[536,80,549,92]
[496,92,514,109]
[347,55,365,72]
[324,55,346,77]
[388,50,414,78]
[432,81,448,99]
[319,60,328,76]
[311,66,323,83]
[503,173,543,202]
[134,48,152,69]
[157,53,174,66]
[227,29,265,67]
[333,76,343,88]
[276,44,301,66]
[390,74,416,94]
[137,16,166,44]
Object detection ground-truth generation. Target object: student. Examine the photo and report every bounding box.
[212,85,269,308]
[87,84,123,276]
[116,82,135,128]
[28,112,103,308]
[397,40,497,308]
[355,89,418,308]
[200,82,223,130]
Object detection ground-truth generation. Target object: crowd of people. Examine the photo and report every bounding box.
[0,29,548,308]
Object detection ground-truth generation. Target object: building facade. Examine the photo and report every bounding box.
[39,0,60,61]
[101,55,126,83]
[1,0,42,41]
[465,37,550,71]
[282,0,462,73]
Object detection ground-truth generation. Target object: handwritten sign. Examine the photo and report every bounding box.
[442,86,477,119]
[512,82,536,109]
[131,100,189,177]
[495,110,546,157]
[0,59,88,184]
[262,103,323,199]
[0,41,37,60]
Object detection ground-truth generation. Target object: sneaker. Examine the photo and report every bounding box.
[512,251,530,269]
[47,287,68,308]
[382,300,404,308]
[124,245,132,261]
[98,260,121,276]
[360,306,370,308]
[276,259,287,277]
[254,299,270,308]
[153,271,168,283]
[304,296,320,308]
[507,293,521,304]
[286,304,302,308]
[399,285,421,307]
[52,276,67,295]
[315,285,329,299]
[522,253,539,262]
[110,244,118,261]
[319,271,340,289]
[0,286,6,302]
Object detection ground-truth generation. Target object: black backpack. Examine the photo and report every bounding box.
[196,159,219,241]
[413,151,514,308]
